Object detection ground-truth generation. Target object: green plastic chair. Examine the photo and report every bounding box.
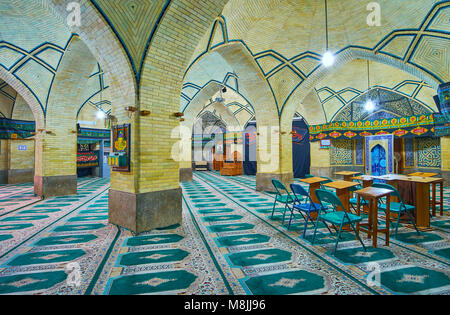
[312,189,366,254]
[372,183,420,236]
[271,179,295,223]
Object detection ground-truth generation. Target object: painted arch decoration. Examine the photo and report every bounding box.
[309,114,436,142]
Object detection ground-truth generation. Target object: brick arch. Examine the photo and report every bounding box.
[186,42,282,178]
[34,35,98,197]
[280,47,442,131]
[42,0,137,118]
[178,81,241,175]
[0,67,44,129]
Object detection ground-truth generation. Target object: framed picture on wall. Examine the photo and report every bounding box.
[111,124,131,172]
[320,139,331,149]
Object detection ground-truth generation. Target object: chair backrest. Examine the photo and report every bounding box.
[290,184,308,202]
[304,174,314,178]
[322,177,334,184]
[372,183,402,202]
[290,183,321,211]
[272,179,289,196]
[349,184,363,192]
[315,189,345,211]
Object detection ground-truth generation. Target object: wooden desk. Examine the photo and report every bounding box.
[408,172,438,177]
[323,181,360,213]
[409,173,444,216]
[352,175,375,188]
[299,177,329,204]
[335,171,362,182]
[299,177,329,220]
[372,174,443,229]
[355,187,392,248]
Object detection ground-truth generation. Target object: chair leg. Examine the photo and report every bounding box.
[349,221,366,251]
[303,213,311,238]
[271,199,277,219]
[333,222,345,254]
[312,219,320,245]
[323,221,333,235]
[282,202,289,224]
[406,210,420,235]
[394,212,402,236]
[287,208,295,230]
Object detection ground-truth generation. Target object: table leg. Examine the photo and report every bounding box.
[432,183,437,217]
[309,182,321,220]
[415,182,431,229]
[343,175,352,182]
[356,195,361,234]
[363,180,373,188]
[368,199,372,240]
[385,195,390,247]
[372,198,378,248]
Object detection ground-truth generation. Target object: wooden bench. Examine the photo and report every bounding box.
[194,161,208,171]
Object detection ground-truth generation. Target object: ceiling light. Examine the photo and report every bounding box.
[365,100,376,112]
[96,110,106,119]
[322,51,335,67]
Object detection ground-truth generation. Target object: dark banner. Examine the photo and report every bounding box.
[0,118,35,139]
[78,127,111,139]
[77,150,100,168]
[292,119,310,178]
[243,122,257,176]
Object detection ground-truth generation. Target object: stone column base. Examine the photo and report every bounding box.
[0,170,7,184]
[8,169,34,184]
[34,175,77,198]
[109,187,182,235]
[256,173,294,192]
[179,168,193,182]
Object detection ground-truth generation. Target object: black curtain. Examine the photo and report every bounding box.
[243,122,257,175]
[292,118,311,178]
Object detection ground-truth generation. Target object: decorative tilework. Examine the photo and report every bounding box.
[404,138,415,167]
[331,139,353,166]
[417,137,441,168]
[355,139,364,166]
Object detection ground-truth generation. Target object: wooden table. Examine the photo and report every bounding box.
[323,180,360,213]
[409,173,444,216]
[335,171,362,182]
[372,174,443,229]
[409,172,438,177]
[299,177,330,220]
[355,187,392,248]
[352,175,375,188]
[299,177,329,203]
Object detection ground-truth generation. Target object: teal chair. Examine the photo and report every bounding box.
[304,174,315,179]
[271,179,295,223]
[372,183,420,236]
[312,189,366,254]
[320,177,334,191]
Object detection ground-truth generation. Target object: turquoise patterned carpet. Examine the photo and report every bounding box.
[0,173,449,295]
